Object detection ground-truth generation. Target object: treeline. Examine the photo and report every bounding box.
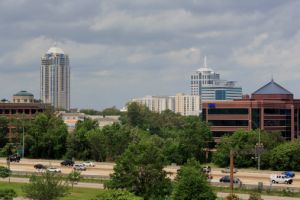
[213,129,300,171]
[1,102,300,171]
[0,103,213,165]
[66,102,213,164]
[80,106,121,116]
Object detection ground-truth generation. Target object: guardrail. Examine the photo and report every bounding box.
[11,171,110,180]
[211,181,300,192]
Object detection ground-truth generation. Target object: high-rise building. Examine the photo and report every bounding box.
[40,45,70,110]
[175,93,200,116]
[191,57,242,101]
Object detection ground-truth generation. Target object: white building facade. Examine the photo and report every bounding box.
[40,46,70,110]
[175,93,200,116]
[191,57,242,101]
[130,96,175,113]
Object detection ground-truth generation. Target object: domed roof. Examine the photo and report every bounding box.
[47,46,65,54]
[14,90,34,97]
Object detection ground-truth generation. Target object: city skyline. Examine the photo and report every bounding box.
[1,1,300,110]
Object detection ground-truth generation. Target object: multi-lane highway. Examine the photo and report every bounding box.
[1,158,300,189]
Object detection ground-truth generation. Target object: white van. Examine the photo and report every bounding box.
[270,174,293,184]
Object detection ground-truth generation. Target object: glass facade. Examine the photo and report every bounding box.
[215,90,226,100]
[252,109,260,129]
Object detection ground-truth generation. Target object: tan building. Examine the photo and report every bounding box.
[130,95,175,113]
[13,91,34,103]
[175,93,200,116]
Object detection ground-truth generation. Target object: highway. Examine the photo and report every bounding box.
[1,158,300,189]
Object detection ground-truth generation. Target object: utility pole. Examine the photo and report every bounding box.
[22,115,25,158]
[230,149,234,194]
[255,129,264,171]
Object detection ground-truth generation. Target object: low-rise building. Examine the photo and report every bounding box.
[202,80,300,142]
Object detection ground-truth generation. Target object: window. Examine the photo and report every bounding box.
[208,108,248,114]
[208,120,248,126]
[215,90,226,100]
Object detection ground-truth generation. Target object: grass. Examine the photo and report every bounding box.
[212,186,300,197]
[0,182,101,200]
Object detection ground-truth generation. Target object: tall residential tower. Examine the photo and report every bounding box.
[40,45,70,110]
[191,57,242,101]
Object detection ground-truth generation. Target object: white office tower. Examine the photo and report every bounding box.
[175,93,200,116]
[130,96,175,113]
[41,45,70,110]
[191,57,242,100]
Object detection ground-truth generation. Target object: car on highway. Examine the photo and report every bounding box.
[219,176,242,184]
[34,164,47,170]
[47,167,61,173]
[282,171,295,178]
[270,174,293,184]
[82,161,95,167]
[7,154,21,162]
[221,167,238,173]
[73,164,86,171]
[60,160,74,167]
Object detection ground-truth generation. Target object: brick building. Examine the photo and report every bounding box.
[202,80,300,142]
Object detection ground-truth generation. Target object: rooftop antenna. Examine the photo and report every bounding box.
[271,74,274,82]
[204,56,207,68]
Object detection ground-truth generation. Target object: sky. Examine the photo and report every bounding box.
[1,0,300,110]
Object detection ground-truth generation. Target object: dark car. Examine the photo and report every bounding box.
[219,176,242,184]
[7,154,21,162]
[282,171,295,178]
[34,164,47,170]
[60,160,74,166]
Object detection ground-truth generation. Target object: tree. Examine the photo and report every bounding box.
[68,171,82,189]
[23,171,69,200]
[213,129,283,168]
[106,137,172,200]
[0,189,17,200]
[269,139,300,171]
[176,117,213,164]
[94,190,142,200]
[0,117,9,148]
[0,166,11,179]
[65,118,98,160]
[172,159,216,200]
[25,113,68,159]
[101,106,121,116]
[86,129,107,161]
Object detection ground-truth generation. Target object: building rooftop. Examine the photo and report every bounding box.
[13,90,34,97]
[47,46,65,54]
[252,79,292,95]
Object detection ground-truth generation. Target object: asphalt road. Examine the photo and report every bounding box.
[1,158,300,188]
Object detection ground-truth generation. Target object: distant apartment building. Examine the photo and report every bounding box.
[129,94,200,116]
[130,95,175,113]
[41,45,70,110]
[191,57,242,101]
[175,93,200,116]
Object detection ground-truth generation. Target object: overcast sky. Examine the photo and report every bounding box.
[1,0,300,110]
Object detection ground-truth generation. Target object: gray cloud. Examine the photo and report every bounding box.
[1,0,300,109]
